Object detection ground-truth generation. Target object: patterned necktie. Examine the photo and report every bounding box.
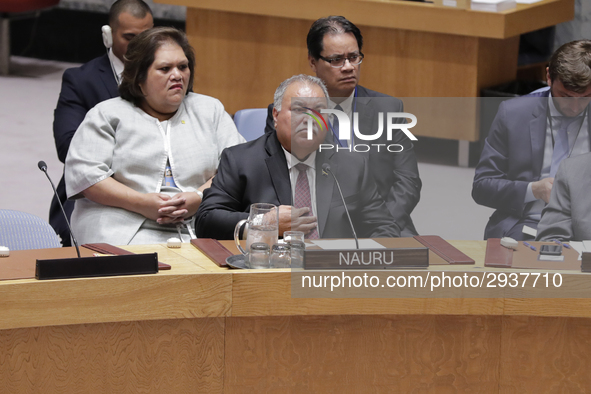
[550,116,579,177]
[294,163,319,239]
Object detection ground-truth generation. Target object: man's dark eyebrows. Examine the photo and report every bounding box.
[325,51,360,59]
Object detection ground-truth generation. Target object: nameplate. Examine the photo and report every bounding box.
[36,253,159,280]
[304,248,429,270]
[581,252,591,272]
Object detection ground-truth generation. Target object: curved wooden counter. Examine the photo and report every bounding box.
[1,240,590,392]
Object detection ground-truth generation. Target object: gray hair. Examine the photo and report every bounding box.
[273,74,328,111]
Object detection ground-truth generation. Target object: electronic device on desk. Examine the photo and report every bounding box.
[539,244,564,262]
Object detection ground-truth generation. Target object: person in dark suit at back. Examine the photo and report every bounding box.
[264,16,421,237]
[196,74,400,240]
[472,40,591,240]
[536,152,591,242]
[51,0,153,245]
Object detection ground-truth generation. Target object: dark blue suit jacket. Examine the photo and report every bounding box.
[264,85,421,236]
[51,54,119,245]
[472,90,591,239]
[195,131,400,240]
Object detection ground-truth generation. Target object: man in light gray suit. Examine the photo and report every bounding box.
[537,152,591,241]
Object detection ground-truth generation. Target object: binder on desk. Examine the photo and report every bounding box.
[190,239,232,267]
[414,235,475,264]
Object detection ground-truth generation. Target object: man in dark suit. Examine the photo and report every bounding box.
[264,16,421,236]
[51,0,153,245]
[473,40,591,240]
[536,153,591,242]
[196,75,400,240]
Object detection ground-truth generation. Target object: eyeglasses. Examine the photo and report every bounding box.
[318,53,364,68]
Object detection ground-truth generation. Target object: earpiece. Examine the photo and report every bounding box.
[101,25,113,49]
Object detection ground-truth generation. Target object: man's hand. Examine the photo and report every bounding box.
[278,205,317,236]
[532,177,554,204]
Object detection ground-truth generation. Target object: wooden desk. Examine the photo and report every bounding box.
[157,0,572,144]
[2,241,591,392]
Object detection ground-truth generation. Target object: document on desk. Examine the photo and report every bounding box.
[515,0,543,3]
[570,241,591,261]
[570,242,584,260]
[309,239,385,250]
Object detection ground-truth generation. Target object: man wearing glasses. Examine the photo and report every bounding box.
[265,16,421,236]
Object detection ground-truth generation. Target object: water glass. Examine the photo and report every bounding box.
[248,242,270,269]
[283,231,305,244]
[288,240,305,268]
[270,244,291,268]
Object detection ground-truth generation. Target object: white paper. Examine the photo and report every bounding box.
[522,225,538,237]
[538,254,564,262]
[570,241,584,260]
[516,0,542,3]
[310,239,386,250]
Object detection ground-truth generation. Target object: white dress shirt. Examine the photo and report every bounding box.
[107,48,124,85]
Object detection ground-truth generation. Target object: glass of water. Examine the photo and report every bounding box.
[248,242,270,269]
[288,240,305,268]
[270,244,291,268]
[283,231,305,244]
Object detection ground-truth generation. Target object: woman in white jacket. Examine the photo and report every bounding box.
[65,27,244,245]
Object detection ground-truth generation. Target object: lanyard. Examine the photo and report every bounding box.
[156,119,172,158]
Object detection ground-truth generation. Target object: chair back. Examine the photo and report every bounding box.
[0,209,61,250]
[233,108,267,141]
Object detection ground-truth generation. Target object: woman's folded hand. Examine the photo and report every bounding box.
[156,191,202,224]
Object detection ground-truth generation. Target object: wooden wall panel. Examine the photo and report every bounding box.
[187,8,311,114]
[362,27,479,98]
[224,315,501,392]
[501,316,591,392]
[0,318,225,394]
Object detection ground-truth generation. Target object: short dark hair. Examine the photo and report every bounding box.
[307,16,363,60]
[119,27,195,107]
[109,0,152,31]
[548,40,591,93]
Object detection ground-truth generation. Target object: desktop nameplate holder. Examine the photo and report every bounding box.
[581,252,591,273]
[304,247,429,270]
[36,252,158,280]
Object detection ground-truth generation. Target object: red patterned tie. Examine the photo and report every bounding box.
[294,163,319,239]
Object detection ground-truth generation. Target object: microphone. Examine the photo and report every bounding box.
[38,160,81,258]
[322,163,359,249]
